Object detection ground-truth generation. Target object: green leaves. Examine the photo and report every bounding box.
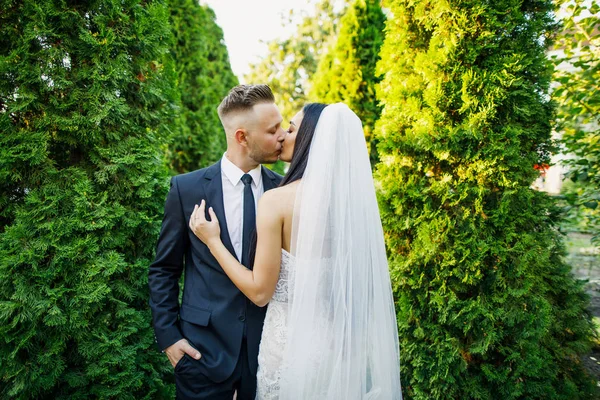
[245,0,343,123]
[553,0,600,246]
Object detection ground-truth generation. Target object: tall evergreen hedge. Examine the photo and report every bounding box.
[375,1,596,398]
[0,1,176,398]
[167,0,238,174]
[310,0,385,164]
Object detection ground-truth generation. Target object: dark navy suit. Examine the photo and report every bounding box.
[148,160,282,399]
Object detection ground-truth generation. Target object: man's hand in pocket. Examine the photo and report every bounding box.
[165,339,202,368]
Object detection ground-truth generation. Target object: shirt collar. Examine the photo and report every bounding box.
[221,153,262,187]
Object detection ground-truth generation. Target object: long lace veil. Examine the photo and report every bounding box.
[279,103,402,399]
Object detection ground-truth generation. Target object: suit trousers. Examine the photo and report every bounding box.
[175,336,255,400]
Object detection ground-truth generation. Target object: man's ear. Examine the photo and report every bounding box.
[235,129,248,147]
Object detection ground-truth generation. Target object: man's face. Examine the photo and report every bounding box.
[245,103,286,164]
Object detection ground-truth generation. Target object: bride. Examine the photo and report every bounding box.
[189,103,402,399]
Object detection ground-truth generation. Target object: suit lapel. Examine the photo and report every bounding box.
[261,167,280,192]
[204,161,237,258]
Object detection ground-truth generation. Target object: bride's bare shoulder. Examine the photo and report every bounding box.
[259,182,299,209]
[263,183,296,198]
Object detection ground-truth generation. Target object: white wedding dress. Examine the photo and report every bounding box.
[255,249,294,400]
[255,104,401,399]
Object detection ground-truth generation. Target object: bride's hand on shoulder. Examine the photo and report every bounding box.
[189,199,221,248]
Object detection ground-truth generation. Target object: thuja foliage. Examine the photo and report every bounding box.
[167,0,238,174]
[0,0,176,398]
[310,0,385,164]
[375,1,596,398]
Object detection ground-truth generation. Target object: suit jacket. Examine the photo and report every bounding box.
[148,160,283,382]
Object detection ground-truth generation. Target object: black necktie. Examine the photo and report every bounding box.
[241,174,255,267]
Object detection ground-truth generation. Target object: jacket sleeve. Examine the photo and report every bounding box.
[148,175,189,351]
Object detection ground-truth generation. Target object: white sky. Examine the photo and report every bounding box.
[202,0,313,81]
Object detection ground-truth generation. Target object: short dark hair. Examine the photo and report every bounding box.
[217,84,275,119]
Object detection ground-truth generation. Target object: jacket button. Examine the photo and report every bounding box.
[239,315,246,322]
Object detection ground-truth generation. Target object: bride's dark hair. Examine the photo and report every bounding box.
[247,103,328,269]
[278,103,328,186]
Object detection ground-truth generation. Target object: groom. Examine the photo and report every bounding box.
[148,84,285,399]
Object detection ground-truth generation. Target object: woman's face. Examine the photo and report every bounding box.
[280,110,304,163]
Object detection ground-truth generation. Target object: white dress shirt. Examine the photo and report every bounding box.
[221,153,264,261]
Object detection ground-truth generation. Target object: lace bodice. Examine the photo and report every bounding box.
[270,248,293,303]
[256,249,295,400]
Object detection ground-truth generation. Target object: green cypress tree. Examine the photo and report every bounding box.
[0,1,176,398]
[167,0,238,174]
[309,0,385,164]
[375,1,596,398]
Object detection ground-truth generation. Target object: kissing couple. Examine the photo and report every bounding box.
[148,84,402,399]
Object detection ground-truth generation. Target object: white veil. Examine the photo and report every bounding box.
[279,103,402,399]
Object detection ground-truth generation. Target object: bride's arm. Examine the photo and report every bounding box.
[189,193,282,307]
